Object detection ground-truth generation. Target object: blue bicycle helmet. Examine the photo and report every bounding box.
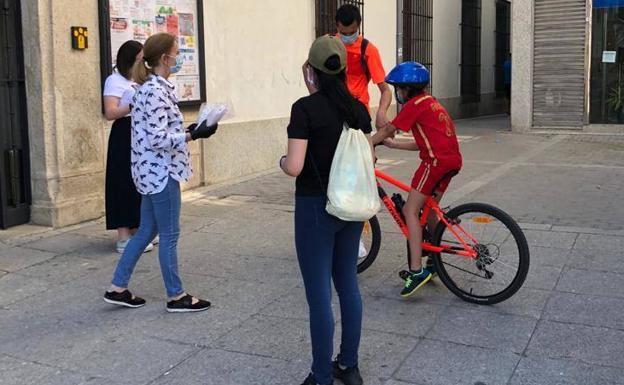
[385,61,430,86]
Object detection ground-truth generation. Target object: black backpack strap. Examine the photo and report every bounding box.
[360,38,371,81]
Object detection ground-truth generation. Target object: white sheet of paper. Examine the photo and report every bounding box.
[603,51,617,63]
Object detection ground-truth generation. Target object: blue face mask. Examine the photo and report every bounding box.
[340,32,358,45]
[168,55,183,74]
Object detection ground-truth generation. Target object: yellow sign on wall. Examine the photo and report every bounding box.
[71,27,88,50]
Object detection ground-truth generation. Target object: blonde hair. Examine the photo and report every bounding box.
[131,33,177,85]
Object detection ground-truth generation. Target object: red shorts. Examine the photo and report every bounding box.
[411,162,460,195]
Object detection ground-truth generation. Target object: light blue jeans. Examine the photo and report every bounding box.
[112,178,184,298]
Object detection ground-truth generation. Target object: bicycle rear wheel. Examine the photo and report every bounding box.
[357,215,381,273]
[431,203,529,305]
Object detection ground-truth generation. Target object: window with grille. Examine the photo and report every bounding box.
[315,0,365,37]
[495,0,511,98]
[460,0,481,103]
[402,0,433,90]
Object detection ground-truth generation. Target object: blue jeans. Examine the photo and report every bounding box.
[295,196,364,385]
[112,178,184,298]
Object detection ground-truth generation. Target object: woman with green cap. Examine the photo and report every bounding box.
[279,35,373,385]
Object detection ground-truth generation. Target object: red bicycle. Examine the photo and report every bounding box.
[358,169,530,305]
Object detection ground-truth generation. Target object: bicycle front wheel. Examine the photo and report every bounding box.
[431,203,530,305]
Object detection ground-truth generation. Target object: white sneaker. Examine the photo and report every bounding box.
[358,240,368,258]
[116,238,154,254]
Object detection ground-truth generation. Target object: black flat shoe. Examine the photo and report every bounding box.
[302,373,331,385]
[103,290,146,308]
[333,361,363,385]
[166,294,211,313]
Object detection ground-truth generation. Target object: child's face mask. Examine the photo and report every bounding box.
[395,87,409,105]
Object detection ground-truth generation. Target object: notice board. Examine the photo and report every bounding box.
[99,0,206,106]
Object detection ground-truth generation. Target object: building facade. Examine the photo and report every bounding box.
[0,0,506,229]
[512,0,624,130]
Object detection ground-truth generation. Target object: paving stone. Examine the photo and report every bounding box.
[543,291,624,330]
[0,246,57,273]
[0,273,58,307]
[556,268,624,298]
[0,354,108,385]
[15,254,109,286]
[150,349,300,385]
[574,233,624,252]
[19,233,104,255]
[361,296,444,337]
[451,286,551,319]
[510,356,624,385]
[523,264,563,291]
[394,339,520,385]
[427,307,536,353]
[526,321,624,368]
[528,246,571,268]
[353,329,419,379]
[1,316,199,384]
[179,253,300,284]
[218,314,311,361]
[567,248,624,273]
[522,230,578,249]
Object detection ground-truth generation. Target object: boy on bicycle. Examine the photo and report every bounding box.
[372,62,463,298]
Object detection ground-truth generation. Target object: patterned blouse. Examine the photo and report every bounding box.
[130,75,192,195]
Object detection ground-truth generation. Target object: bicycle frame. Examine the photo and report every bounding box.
[374,169,478,259]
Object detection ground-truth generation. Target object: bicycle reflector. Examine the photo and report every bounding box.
[472,216,494,224]
[364,222,370,235]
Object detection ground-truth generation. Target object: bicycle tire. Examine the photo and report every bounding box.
[357,215,381,273]
[431,203,530,305]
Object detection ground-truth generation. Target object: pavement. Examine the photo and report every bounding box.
[1,115,624,385]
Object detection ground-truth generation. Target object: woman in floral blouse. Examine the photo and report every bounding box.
[104,33,218,313]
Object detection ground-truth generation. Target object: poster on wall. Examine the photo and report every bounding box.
[100,0,205,105]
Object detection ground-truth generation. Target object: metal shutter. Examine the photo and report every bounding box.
[533,0,587,128]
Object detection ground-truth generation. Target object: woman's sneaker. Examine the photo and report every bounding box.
[116,238,154,254]
[401,268,432,297]
[166,294,211,313]
[301,374,324,385]
[103,290,146,308]
[333,361,363,385]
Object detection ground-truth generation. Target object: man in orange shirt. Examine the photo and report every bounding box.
[335,4,392,129]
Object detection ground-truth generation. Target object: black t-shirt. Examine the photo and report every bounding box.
[287,92,372,196]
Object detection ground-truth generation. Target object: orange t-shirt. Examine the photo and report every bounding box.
[337,34,386,110]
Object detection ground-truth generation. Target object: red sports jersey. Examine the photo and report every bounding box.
[391,93,462,167]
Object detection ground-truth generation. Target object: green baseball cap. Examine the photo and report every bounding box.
[308,35,347,75]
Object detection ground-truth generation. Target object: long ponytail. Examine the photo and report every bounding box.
[314,65,359,128]
[131,33,176,85]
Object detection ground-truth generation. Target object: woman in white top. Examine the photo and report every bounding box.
[104,33,218,313]
[103,40,154,254]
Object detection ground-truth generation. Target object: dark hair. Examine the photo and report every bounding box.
[335,4,361,26]
[399,83,428,100]
[115,40,143,80]
[313,55,359,127]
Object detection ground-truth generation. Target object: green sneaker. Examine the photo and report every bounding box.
[401,269,432,298]
[425,257,437,278]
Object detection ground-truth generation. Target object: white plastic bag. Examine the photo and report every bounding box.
[326,124,380,221]
[197,103,229,126]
